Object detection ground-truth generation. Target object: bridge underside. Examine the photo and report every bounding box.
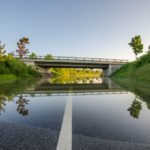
[23,60,124,77]
[36,62,122,76]
[35,62,108,69]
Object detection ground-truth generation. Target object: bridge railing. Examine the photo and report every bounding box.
[14,55,128,63]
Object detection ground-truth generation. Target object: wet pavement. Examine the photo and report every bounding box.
[0,121,59,150]
[0,121,150,150]
[1,79,150,149]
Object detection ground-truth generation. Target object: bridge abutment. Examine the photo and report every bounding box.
[36,67,51,77]
[103,64,122,77]
[23,60,51,77]
[23,61,36,69]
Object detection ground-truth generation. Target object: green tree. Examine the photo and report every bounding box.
[0,41,6,60]
[129,35,143,59]
[16,37,29,58]
[29,52,37,59]
[44,54,53,60]
[148,45,150,53]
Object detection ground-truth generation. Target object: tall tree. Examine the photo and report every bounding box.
[129,35,143,59]
[148,45,150,53]
[0,41,6,59]
[16,37,29,58]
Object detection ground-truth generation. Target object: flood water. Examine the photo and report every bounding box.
[0,77,150,150]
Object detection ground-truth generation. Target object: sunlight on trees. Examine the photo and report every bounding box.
[129,35,143,60]
[0,41,6,61]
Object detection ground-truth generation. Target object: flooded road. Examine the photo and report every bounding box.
[0,78,150,150]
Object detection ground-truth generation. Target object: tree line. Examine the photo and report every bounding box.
[0,37,53,60]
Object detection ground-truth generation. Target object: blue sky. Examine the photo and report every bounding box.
[0,0,150,60]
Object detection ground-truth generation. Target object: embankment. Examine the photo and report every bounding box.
[0,57,40,83]
[112,53,150,82]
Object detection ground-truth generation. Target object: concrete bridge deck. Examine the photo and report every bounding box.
[21,56,128,67]
[20,55,128,63]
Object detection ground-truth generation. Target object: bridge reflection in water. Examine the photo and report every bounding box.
[24,78,127,96]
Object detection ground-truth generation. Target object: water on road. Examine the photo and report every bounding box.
[0,78,150,150]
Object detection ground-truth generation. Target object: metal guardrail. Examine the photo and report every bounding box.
[14,55,128,63]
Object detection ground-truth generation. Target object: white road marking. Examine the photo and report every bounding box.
[56,94,72,150]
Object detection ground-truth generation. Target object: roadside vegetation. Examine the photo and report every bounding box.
[0,74,17,84]
[112,35,150,82]
[0,58,40,80]
[0,38,40,83]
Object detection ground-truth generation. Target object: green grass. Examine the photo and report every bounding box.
[112,53,150,82]
[0,58,40,79]
[0,74,17,84]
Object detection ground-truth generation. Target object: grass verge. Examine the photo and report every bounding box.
[0,74,17,84]
[112,63,150,82]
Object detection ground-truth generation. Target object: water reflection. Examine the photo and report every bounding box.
[0,96,6,115]
[113,79,150,119]
[0,79,36,116]
[49,75,102,84]
[0,77,150,120]
[0,77,150,146]
[16,95,29,116]
[0,95,13,115]
[0,77,121,116]
[127,96,142,119]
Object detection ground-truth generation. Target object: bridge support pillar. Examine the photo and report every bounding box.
[23,61,36,69]
[36,67,51,77]
[103,64,122,77]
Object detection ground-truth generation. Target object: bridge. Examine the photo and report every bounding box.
[20,56,128,76]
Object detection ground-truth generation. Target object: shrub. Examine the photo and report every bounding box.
[0,58,40,78]
[44,54,53,60]
[0,62,10,74]
[29,52,37,59]
[136,52,150,67]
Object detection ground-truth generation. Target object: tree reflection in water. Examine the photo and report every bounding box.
[0,96,6,115]
[113,79,150,119]
[146,103,150,110]
[127,97,142,119]
[16,95,29,116]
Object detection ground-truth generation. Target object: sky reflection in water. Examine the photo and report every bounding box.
[0,77,150,144]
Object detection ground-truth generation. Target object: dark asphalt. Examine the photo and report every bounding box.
[0,121,59,150]
[73,134,150,150]
[0,121,150,150]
